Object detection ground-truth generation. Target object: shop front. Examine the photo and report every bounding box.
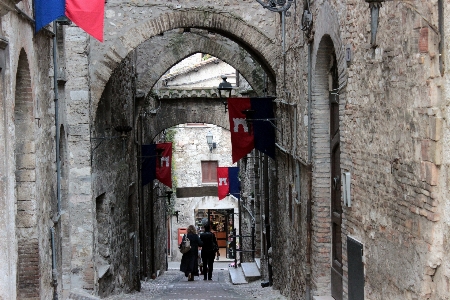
[195,208,237,259]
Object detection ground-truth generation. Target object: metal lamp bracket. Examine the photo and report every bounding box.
[255,0,294,13]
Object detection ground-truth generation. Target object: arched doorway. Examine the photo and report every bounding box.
[329,49,342,300]
[14,49,39,299]
[312,33,346,299]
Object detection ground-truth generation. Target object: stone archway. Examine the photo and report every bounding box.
[136,29,272,98]
[90,9,279,121]
[142,98,231,142]
[310,1,348,297]
[14,49,40,299]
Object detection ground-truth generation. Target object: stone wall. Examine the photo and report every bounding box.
[170,124,237,261]
[269,1,448,299]
[441,2,450,300]
[92,53,138,296]
[3,0,445,299]
[87,1,449,298]
[0,2,55,299]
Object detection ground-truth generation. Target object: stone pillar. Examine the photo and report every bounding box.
[65,27,95,295]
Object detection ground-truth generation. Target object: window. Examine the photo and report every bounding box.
[201,161,218,183]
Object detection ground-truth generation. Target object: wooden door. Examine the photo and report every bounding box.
[330,56,343,300]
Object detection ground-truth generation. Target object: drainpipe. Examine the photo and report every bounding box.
[306,38,313,300]
[237,159,243,265]
[50,227,58,300]
[53,22,61,215]
[263,154,272,285]
[52,21,61,300]
[282,10,287,92]
[307,42,312,164]
[139,115,147,278]
[305,164,312,300]
[149,185,155,277]
[293,104,297,157]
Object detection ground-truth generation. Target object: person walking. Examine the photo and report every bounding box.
[200,221,219,280]
[180,225,203,281]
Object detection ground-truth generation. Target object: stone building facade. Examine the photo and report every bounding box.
[0,1,57,299]
[0,1,450,300]
[168,123,238,261]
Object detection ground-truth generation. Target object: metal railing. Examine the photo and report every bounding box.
[230,224,255,268]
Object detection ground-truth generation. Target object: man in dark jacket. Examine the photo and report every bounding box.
[200,222,218,280]
[180,225,203,281]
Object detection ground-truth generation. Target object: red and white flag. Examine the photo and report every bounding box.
[156,143,172,188]
[217,167,229,200]
[35,0,105,42]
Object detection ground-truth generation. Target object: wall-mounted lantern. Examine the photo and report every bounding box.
[173,210,180,223]
[255,0,293,13]
[217,75,233,113]
[114,125,133,151]
[206,131,216,152]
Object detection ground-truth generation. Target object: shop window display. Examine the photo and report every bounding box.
[194,208,236,259]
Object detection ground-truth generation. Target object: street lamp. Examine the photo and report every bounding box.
[206,131,216,152]
[255,0,293,13]
[365,0,385,48]
[217,75,233,113]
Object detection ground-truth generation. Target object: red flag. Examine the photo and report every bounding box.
[228,98,254,163]
[217,167,229,200]
[156,143,172,188]
[66,0,105,42]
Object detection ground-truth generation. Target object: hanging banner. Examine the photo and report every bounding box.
[217,166,240,200]
[35,0,105,42]
[251,97,276,159]
[228,97,275,163]
[156,142,172,188]
[217,167,229,200]
[141,144,157,187]
[228,98,254,163]
[228,167,240,200]
[141,142,172,188]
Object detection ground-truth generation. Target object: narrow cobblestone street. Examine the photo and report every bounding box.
[105,267,287,300]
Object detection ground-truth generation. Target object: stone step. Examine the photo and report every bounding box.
[313,296,335,300]
[229,267,247,285]
[255,258,261,270]
[241,262,261,282]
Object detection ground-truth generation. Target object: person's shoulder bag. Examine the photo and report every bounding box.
[211,232,219,253]
[180,234,191,254]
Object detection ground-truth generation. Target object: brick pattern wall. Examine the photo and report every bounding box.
[17,240,40,299]
[15,49,40,300]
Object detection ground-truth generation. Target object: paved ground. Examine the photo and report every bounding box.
[104,262,287,300]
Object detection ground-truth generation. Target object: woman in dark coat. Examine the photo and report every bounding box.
[200,222,218,280]
[180,225,203,281]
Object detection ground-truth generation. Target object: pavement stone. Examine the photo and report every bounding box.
[104,269,287,300]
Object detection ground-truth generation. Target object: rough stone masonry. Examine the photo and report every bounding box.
[0,1,449,300]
